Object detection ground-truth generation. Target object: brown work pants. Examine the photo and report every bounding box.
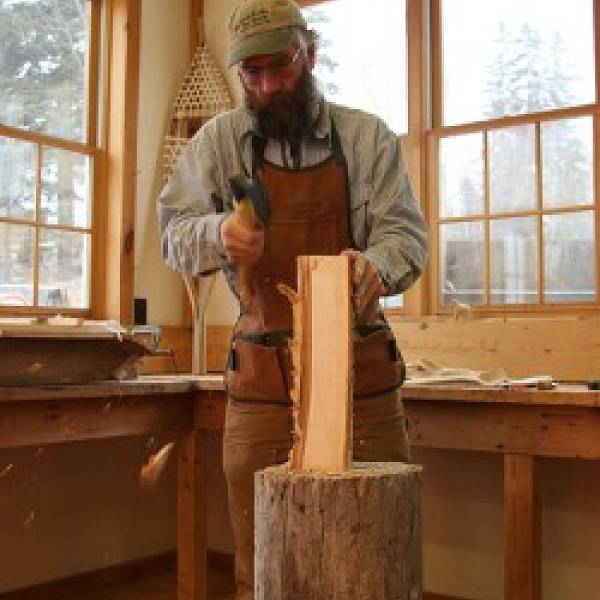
[222,390,410,600]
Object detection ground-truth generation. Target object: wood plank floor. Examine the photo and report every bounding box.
[62,567,235,600]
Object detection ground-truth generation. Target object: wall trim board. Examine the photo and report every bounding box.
[0,552,175,600]
[390,314,600,380]
[206,313,600,380]
[0,548,463,600]
[0,551,235,599]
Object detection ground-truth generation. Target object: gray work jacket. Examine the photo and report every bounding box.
[158,98,428,296]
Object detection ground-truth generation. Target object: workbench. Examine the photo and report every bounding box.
[0,375,223,600]
[2,376,599,600]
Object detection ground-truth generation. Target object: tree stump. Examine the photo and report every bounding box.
[255,462,422,600]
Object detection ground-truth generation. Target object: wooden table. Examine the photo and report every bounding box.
[0,375,224,600]
[3,376,599,600]
[401,382,600,600]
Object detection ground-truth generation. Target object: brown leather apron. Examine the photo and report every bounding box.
[225,123,404,403]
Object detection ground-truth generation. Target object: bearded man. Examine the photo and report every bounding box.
[158,1,427,597]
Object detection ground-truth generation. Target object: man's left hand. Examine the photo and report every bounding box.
[341,249,386,320]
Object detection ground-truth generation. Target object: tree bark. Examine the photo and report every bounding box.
[255,462,422,600]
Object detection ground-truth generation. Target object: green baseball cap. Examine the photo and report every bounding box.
[227,0,308,67]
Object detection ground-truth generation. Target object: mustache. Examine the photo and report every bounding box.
[243,69,318,142]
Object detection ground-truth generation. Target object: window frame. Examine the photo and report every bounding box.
[299,0,421,316]
[0,0,101,317]
[0,0,138,324]
[428,0,600,316]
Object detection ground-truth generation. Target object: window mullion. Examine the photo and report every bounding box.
[483,130,490,306]
[594,114,600,305]
[87,0,102,146]
[33,145,42,308]
[536,122,544,305]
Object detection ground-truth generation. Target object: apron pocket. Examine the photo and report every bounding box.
[225,339,290,403]
[353,329,405,397]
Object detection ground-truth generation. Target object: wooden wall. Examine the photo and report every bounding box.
[203,314,600,381]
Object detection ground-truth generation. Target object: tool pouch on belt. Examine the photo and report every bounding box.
[353,325,406,398]
[225,334,292,403]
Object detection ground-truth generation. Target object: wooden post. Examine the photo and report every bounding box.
[104,0,139,325]
[177,429,206,600]
[183,273,216,374]
[256,255,422,600]
[504,453,541,600]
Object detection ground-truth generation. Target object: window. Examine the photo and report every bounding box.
[302,0,408,308]
[302,0,407,135]
[434,0,596,311]
[441,0,594,126]
[0,0,99,312]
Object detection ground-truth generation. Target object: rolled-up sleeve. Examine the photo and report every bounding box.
[362,120,428,295]
[157,127,229,276]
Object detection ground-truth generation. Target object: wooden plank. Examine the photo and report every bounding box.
[194,389,227,431]
[205,324,233,372]
[431,103,596,137]
[391,315,600,380]
[403,0,430,317]
[0,123,98,157]
[504,454,540,600]
[136,325,193,375]
[427,133,441,312]
[87,0,101,146]
[0,337,148,386]
[0,377,197,403]
[177,428,207,600]
[0,552,176,600]
[0,394,193,448]
[182,274,217,375]
[0,218,92,234]
[430,0,442,128]
[290,255,352,471]
[401,384,600,407]
[405,400,600,459]
[105,0,139,325]
[190,0,203,54]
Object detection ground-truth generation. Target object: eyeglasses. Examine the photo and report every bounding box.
[239,48,302,84]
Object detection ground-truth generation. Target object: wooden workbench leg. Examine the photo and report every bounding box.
[177,429,207,600]
[504,453,540,600]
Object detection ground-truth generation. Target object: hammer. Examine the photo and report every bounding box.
[229,175,270,306]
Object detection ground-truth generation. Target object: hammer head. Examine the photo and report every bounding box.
[229,175,270,226]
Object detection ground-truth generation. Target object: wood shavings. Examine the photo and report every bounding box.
[0,463,13,478]
[139,442,175,489]
[24,509,35,528]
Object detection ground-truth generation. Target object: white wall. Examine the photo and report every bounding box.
[0,436,176,592]
[134,0,241,329]
[134,0,191,326]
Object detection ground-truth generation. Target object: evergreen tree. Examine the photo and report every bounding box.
[481,20,593,302]
[303,7,340,96]
[0,0,89,306]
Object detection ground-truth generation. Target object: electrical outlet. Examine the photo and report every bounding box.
[134,297,147,325]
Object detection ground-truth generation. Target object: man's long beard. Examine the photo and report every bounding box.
[244,68,318,143]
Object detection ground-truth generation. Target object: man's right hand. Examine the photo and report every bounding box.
[220,213,265,265]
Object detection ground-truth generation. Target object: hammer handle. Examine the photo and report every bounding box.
[234,197,262,307]
[234,197,261,230]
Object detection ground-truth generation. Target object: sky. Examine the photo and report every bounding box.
[304,0,408,134]
[443,0,595,124]
[304,0,594,130]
